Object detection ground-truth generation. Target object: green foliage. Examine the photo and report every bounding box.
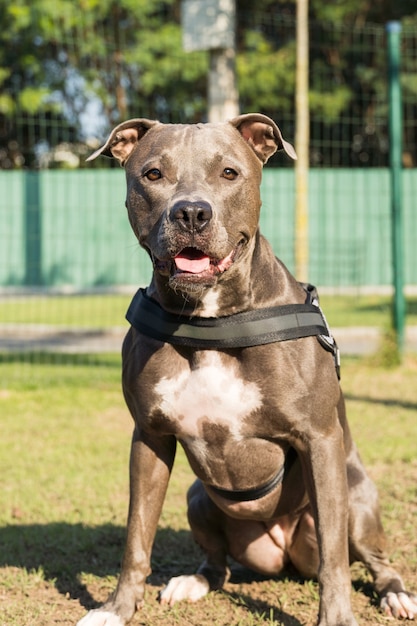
[0,92,14,115]
[311,0,365,23]
[309,87,353,123]
[18,87,51,114]
[368,328,402,368]
[238,31,295,112]
[402,73,417,97]
[2,0,417,168]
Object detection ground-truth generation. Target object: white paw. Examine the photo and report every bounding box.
[159,574,210,606]
[76,609,125,626]
[381,591,417,620]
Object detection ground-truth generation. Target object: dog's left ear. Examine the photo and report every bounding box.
[86,118,160,165]
[230,113,297,163]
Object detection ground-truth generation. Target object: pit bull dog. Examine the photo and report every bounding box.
[77,114,417,626]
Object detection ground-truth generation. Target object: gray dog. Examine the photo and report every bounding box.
[77,114,416,626]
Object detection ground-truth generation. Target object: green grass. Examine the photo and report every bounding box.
[0,355,417,624]
[319,293,417,327]
[0,293,417,328]
[0,294,131,328]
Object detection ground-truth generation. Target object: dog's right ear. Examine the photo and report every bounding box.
[230,113,297,163]
[86,118,159,166]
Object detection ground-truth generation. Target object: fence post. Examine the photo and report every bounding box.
[294,0,309,282]
[208,46,239,123]
[386,21,405,357]
[24,171,43,286]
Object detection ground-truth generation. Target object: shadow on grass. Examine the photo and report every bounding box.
[345,393,417,411]
[352,577,380,610]
[0,522,380,623]
[355,296,417,316]
[224,566,307,625]
[408,299,417,316]
[0,522,125,608]
[224,567,380,625]
[222,590,305,626]
[0,351,121,368]
[0,523,206,611]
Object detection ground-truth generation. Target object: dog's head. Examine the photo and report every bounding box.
[87,114,296,301]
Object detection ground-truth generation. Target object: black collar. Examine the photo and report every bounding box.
[126,286,331,350]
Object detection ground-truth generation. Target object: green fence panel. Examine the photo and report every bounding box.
[259,169,296,269]
[308,169,392,287]
[403,170,417,286]
[40,170,150,288]
[0,172,26,286]
[1,168,417,290]
[0,170,151,289]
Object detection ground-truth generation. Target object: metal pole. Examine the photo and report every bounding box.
[386,21,405,356]
[24,172,43,286]
[295,0,309,282]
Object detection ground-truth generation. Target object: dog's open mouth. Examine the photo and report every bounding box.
[173,247,236,276]
[152,243,244,290]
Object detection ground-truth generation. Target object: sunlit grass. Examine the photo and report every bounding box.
[1,355,416,625]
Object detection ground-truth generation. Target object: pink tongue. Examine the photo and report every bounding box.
[174,252,211,274]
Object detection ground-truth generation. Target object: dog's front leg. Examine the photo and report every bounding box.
[301,421,359,626]
[77,429,176,626]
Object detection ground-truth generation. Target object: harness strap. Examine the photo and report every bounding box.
[125,283,340,502]
[300,281,341,379]
[126,288,330,349]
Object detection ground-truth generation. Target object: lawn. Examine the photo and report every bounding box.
[0,355,417,626]
[0,355,416,625]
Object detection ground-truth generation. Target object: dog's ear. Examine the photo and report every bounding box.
[229,113,297,163]
[86,118,159,165]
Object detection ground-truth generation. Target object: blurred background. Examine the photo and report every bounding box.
[1,0,417,365]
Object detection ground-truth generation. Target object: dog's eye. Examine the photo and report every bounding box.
[144,168,162,181]
[222,168,238,180]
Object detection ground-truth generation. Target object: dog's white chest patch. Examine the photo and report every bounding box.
[199,288,220,317]
[154,353,261,438]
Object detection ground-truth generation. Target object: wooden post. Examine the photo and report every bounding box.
[294,0,309,282]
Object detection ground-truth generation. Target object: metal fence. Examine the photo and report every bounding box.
[1,8,417,362]
[3,9,417,169]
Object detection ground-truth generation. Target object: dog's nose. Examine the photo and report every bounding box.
[170,201,212,232]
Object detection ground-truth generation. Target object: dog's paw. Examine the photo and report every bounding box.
[381,591,417,620]
[76,609,125,626]
[159,574,210,606]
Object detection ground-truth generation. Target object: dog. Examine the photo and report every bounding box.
[77,114,416,626]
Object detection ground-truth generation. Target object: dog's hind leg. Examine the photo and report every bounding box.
[160,478,294,607]
[346,444,417,620]
[159,479,231,606]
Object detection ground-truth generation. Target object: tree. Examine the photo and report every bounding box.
[0,0,207,168]
[1,0,417,168]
